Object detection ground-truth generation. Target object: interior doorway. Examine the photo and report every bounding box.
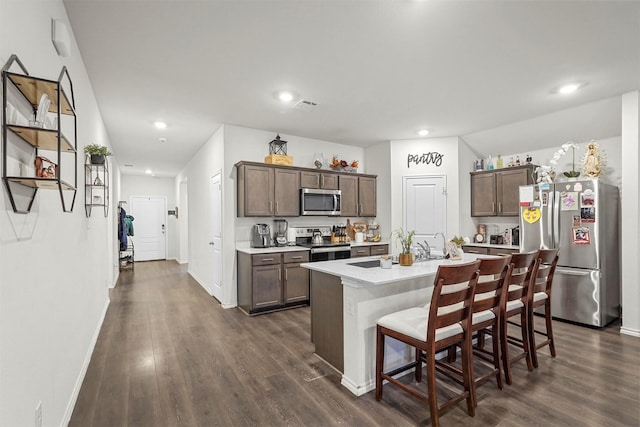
[404,175,447,253]
[130,196,167,261]
[210,173,223,302]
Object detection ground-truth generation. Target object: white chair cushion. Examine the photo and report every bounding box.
[508,284,523,292]
[506,299,524,312]
[377,306,463,343]
[472,309,495,325]
[533,291,548,302]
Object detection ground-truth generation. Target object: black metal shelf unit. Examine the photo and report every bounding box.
[85,160,109,217]
[1,54,77,214]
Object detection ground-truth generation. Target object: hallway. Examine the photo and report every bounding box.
[70,261,640,426]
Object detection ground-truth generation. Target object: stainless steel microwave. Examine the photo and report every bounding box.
[300,188,341,216]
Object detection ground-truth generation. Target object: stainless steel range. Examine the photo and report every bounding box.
[295,226,351,262]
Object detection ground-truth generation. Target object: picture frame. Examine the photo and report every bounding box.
[446,242,462,260]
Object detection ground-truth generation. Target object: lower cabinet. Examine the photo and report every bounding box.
[351,244,389,258]
[462,245,519,256]
[238,250,309,315]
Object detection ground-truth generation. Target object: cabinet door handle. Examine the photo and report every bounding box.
[317,175,321,188]
[285,269,288,281]
[321,175,324,188]
[261,258,274,262]
[291,256,303,260]
[279,268,282,281]
[498,202,502,213]
[269,201,273,214]
[275,201,279,214]
[492,202,495,213]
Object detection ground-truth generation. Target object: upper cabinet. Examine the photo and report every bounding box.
[236,161,377,218]
[300,171,339,190]
[470,165,536,217]
[2,55,78,214]
[339,174,376,217]
[236,163,300,217]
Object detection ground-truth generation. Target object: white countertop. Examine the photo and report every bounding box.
[462,243,520,250]
[236,240,389,254]
[236,242,310,254]
[301,253,484,287]
[349,240,390,247]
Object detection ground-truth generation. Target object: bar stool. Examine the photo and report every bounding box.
[375,260,481,427]
[500,251,539,385]
[435,256,512,407]
[528,248,560,368]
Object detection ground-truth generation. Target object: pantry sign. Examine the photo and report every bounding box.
[407,152,444,168]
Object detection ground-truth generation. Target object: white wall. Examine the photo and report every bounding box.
[620,91,640,336]
[388,137,463,252]
[0,1,113,425]
[120,175,178,260]
[176,125,225,299]
[364,141,392,237]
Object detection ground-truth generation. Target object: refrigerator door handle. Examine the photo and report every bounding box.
[556,267,594,276]
[552,190,560,247]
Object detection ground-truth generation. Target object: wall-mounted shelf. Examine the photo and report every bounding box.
[85,160,109,217]
[2,54,78,214]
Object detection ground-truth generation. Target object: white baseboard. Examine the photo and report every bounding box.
[620,326,640,338]
[60,297,110,427]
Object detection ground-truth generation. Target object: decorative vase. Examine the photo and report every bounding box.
[399,253,414,266]
[90,154,105,165]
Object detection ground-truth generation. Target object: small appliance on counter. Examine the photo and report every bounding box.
[286,226,297,246]
[273,219,288,247]
[251,224,271,248]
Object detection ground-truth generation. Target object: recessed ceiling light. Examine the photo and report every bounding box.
[417,129,430,137]
[145,169,153,174]
[154,121,167,129]
[552,81,587,95]
[278,91,294,103]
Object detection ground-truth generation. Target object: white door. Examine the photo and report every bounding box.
[210,173,223,302]
[130,196,167,261]
[404,175,447,254]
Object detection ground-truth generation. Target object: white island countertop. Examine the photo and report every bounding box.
[301,253,483,288]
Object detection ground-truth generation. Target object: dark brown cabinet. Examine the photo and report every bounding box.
[350,244,388,258]
[339,175,377,217]
[300,171,339,189]
[237,164,299,217]
[236,161,377,218]
[470,165,535,217]
[237,250,309,315]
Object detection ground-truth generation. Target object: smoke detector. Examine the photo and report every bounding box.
[291,99,318,112]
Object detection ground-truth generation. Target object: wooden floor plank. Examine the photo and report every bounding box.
[70,260,640,426]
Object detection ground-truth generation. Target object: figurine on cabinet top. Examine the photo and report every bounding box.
[582,141,603,178]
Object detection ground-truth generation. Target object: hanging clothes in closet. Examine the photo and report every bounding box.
[118,206,128,251]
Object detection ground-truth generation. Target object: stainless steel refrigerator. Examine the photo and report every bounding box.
[519,179,620,327]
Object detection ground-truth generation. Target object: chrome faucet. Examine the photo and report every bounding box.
[417,241,431,261]
[434,232,447,257]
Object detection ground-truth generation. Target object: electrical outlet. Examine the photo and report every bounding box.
[35,401,42,427]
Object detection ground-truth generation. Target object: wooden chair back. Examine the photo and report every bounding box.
[474,256,513,314]
[532,248,560,296]
[427,260,481,344]
[503,251,539,308]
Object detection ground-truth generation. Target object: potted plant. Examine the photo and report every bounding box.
[84,143,112,165]
[392,227,416,266]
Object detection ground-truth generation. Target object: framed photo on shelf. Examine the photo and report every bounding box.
[446,242,462,260]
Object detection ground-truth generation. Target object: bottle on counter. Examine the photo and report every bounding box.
[487,155,494,170]
[496,154,503,169]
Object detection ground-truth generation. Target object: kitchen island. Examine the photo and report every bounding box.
[301,253,482,396]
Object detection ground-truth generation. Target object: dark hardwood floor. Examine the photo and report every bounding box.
[70,261,640,426]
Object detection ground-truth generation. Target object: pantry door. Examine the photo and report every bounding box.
[404,175,447,253]
[130,196,167,261]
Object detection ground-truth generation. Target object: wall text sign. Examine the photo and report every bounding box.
[407,152,444,168]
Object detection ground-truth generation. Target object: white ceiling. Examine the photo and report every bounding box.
[63,0,640,177]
